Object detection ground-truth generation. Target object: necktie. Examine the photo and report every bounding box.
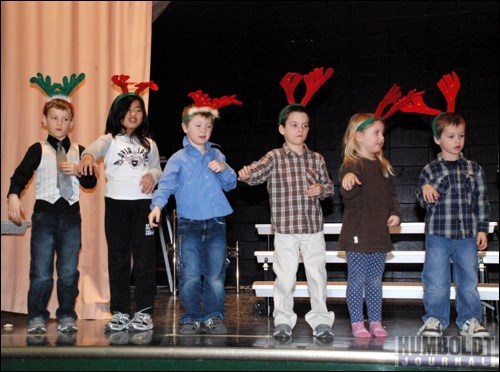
[56,142,73,201]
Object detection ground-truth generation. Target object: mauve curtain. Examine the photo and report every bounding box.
[1,1,153,319]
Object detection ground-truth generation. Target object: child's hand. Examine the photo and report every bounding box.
[422,184,439,203]
[341,172,361,191]
[304,183,323,197]
[208,160,225,173]
[7,194,24,225]
[386,215,401,227]
[238,165,252,180]
[477,232,488,251]
[59,161,79,176]
[78,154,98,176]
[140,174,155,194]
[148,206,162,228]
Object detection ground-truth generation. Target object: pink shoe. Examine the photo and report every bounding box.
[352,321,371,338]
[370,322,388,337]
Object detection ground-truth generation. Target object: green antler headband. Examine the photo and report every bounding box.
[29,72,86,102]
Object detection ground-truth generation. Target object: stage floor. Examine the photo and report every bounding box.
[2,287,498,370]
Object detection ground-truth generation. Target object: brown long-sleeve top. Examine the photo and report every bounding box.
[338,157,401,253]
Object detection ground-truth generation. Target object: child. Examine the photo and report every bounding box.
[338,113,401,338]
[400,71,491,337]
[416,112,490,338]
[238,67,336,341]
[78,75,162,332]
[7,73,96,334]
[148,90,241,335]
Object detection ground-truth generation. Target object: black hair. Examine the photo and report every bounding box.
[105,94,151,150]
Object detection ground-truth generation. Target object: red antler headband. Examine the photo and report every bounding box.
[356,84,424,132]
[111,74,158,105]
[278,67,334,123]
[183,89,243,123]
[399,71,460,138]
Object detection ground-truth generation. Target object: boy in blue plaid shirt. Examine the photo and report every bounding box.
[416,112,491,338]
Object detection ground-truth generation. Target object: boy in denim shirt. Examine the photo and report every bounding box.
[148,91,241,335]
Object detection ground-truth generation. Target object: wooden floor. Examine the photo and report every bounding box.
[1,287,499,370]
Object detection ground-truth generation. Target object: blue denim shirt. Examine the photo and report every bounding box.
[151,136,237,220]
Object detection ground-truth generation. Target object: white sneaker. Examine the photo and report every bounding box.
[105,312,130,332]
[417,317,443,337]
[460,318,490,338]
[128,309,153,331]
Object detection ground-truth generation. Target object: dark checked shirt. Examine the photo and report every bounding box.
[243,143,334,234]
[416,153,490,239]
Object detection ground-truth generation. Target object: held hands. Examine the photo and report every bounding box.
[140,174,155,194]
[208,160,225,173]
[148,206,162,228]
[341,173,362,191]
[386,215,401,227]
[78,154,99,176]
[7,194,24,225]
[238,165,252,180]
[422,184,439,203]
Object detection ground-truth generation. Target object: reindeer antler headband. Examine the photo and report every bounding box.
[30,72,86,102]
[356,84,424,132]
[399,71,460,138]
[183,90,243,123]
[278,67,334,124]
[111,74,158,106]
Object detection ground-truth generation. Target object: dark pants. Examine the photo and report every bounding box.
[105,197,156,315]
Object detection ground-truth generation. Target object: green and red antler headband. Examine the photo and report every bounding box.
[29,72,86,102]
[111,74,158,105]
[183,90,243,123]
[356,84,424,132]
[278,66,334,123]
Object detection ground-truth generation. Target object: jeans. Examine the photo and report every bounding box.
[28,211,81,321]
[422,234,481,329]
[176,217,227,324]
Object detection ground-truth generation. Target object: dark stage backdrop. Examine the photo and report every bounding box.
[149,1,499,286]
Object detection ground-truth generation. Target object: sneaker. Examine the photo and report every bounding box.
[27,317,46,334]
[58,317,78,333]
[105,312,130,332]
[179,321,202,335]
[352,321,371,338]
[273,323,292,339]
[369,322,388,338]
[204,317,227,335]
[418,317,443,337]
[128,309,153,332]
[460,318,490,338]
[313,324,334,341]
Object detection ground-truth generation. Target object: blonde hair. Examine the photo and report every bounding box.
[340,113,394,178]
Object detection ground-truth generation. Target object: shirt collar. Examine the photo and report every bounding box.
[47,135,70,151]
[283,142,310,156]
